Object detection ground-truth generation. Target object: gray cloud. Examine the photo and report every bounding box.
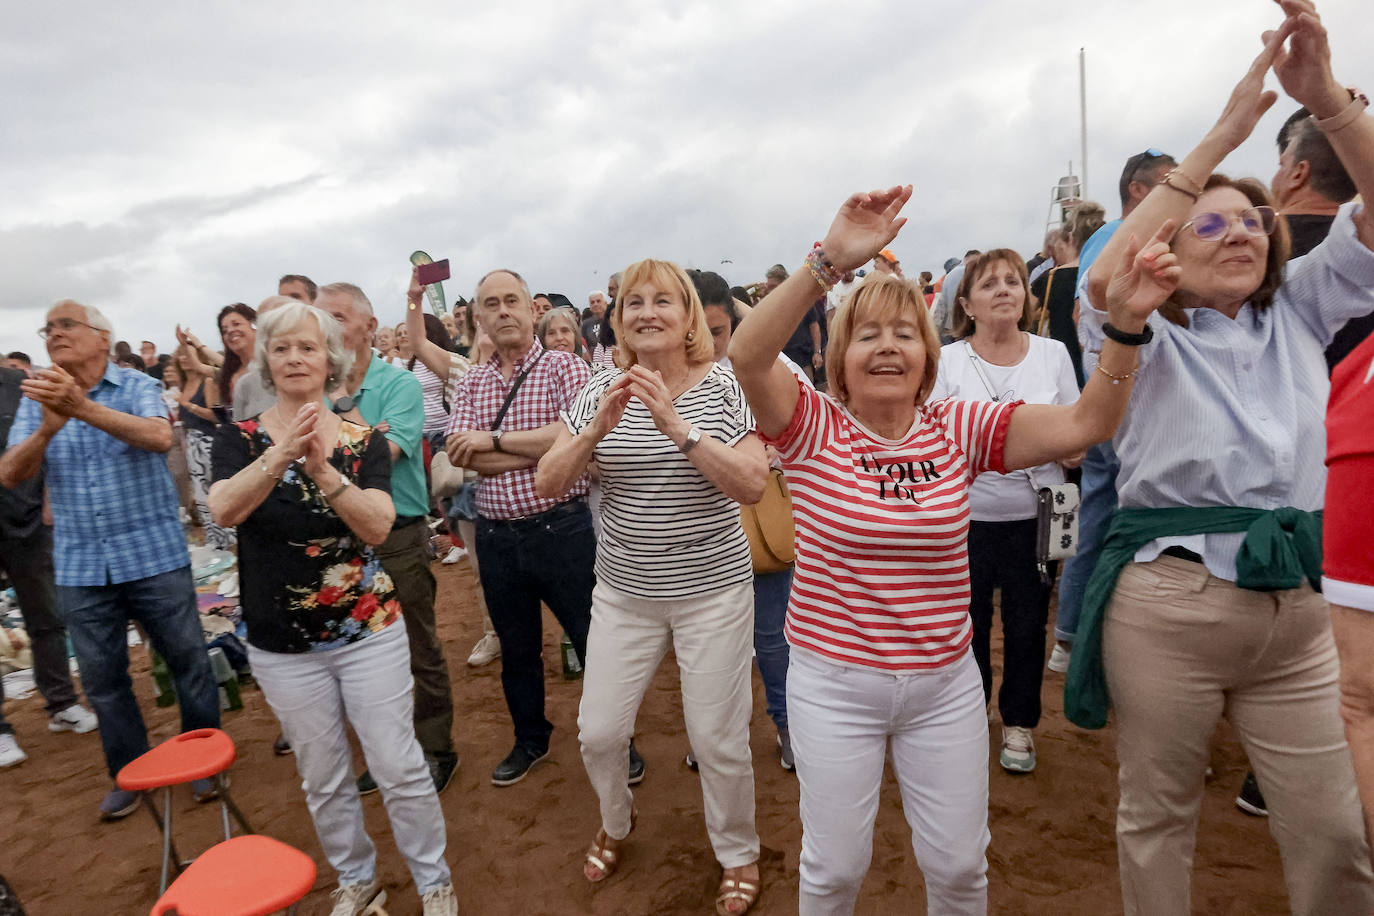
[3,0,1371,356]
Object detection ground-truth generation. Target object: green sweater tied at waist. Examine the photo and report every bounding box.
[1063,505,1323,730]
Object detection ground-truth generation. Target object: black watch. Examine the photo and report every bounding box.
[491,430,504,453]
[1102,321,1154,346]
[332,396,356,414]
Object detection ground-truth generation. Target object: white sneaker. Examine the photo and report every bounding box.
[1047,643,1071,673]
[49,704,98,734]
[467,633,501,666]
[0,732,27,767]
[1000,726,1036,773]
[329,880,386,916]
[442,545,468,565]
[421,883,459,915]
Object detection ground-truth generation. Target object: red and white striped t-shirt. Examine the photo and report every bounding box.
[766,380,1019,671]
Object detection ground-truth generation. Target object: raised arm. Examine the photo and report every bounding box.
[405,268,470,378]
[1003,222,1180,469]
[1087,21,1294,309]
[730,186,912,437]
[1270,0,1374,248]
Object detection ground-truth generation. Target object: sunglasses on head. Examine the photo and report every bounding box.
[1181,206,1277,241]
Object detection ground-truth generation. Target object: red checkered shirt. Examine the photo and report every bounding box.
[446,338,593,519]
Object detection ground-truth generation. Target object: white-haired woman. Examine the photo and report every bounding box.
[208,301,456,916]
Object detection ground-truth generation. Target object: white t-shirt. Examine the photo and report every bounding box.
[929,334,1080,521]
[562,363,756,600]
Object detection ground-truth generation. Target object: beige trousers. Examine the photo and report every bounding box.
[1103,554,1374,916]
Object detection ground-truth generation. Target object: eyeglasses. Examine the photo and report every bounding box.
[1180,206,1277,241]
[1123,148,1167,187]
[37,318,99,339]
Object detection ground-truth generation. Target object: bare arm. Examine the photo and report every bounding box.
[447,423,563,471]
[730,186,913,438]
[1331,602,1374,866]
[304,462,396,546]
[1003,222,1181,469]
[405,268,470,378]
[684,431,769,505]
[208,443,294,527]
[535,424,599,499]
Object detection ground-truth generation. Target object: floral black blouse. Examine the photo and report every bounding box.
[211,417,401,653]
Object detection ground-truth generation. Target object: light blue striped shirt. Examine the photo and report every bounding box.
[1080,202,1374,582]
[6,362,189,586]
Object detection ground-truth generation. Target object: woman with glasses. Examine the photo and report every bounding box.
[1066,5,1374,913]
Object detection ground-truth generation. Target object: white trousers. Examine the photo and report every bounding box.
[248,621,452,892]
[577,578,760,868]
[788,647,990,916]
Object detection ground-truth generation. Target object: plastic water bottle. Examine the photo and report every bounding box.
[207,647,243,711]
[150,649,177,708]
[560,634,583,680]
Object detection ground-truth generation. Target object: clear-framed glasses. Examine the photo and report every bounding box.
[37,318,98,339]
[1181,206,1277,241]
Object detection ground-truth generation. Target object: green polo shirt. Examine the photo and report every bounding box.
[354,353,428,519]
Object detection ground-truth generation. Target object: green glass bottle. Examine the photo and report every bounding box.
[560,633,583,680]
[150,649,177,708]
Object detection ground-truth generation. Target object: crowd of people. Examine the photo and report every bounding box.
[2,2,1373,914]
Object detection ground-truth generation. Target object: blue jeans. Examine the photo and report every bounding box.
[753,568,793,732]
[58,565,220,778]
[1054,441,1120,643]
[475,500,596,753]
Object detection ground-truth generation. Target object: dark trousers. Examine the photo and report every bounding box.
[375,520,455,760]
[967,518,1056,729]
[0,525,80,732]
[57,565,220,778]
[475,500,595,753]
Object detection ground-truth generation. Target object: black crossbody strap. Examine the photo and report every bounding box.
[490,350,545,432]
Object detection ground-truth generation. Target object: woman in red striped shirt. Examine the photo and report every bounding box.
[728,186,1178,915]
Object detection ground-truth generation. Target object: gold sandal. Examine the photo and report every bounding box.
[584,808,636,883]
[715,865,760,916]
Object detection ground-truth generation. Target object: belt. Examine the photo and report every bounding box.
[478,498,586,529]
[393,515,427,530]
[1161,545,1205,564]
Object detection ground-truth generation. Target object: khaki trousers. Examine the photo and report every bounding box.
[1103,554,1374,915]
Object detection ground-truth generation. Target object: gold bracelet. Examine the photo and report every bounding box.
[1163,167,1204,197]
[1096,363,1136,385]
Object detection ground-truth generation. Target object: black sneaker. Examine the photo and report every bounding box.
[273,733,293,756]
[357,769,379,796]
[628,741,645,786]
[430,754,459,794]
[1235,771,1268,816]
[491,745,549,786]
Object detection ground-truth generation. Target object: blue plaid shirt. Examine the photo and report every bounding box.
[5,362,189,586]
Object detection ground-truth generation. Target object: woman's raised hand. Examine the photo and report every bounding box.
[1104,220,1181,329]
[1206,17,1295,152]
[819,186,913,271]
[407,267,425,305]
[1269,0,1348,117]
[277,402,319,465]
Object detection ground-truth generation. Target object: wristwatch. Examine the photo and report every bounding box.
[492,430,505,453]
[680,426,702,454]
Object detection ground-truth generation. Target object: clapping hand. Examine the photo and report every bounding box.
[1104,220,1181,329]
[586,374,633,442]
[278,402,320,468]
[818,186,913,272]
[624,365,686,440]
[22,366,87,419]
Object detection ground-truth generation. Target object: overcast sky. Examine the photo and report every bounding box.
[3,0,1371,361]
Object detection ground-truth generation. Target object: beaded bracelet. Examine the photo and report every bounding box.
[1095,363,1136,385]
[258,456,281,481]
[803,248,843,293]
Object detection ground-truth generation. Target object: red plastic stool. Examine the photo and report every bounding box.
[117,728,254,894]
[150,834,316,916]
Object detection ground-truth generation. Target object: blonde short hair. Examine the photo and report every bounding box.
[255,301,353,392]
[609,259,714,369]
[826,275,941,406]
